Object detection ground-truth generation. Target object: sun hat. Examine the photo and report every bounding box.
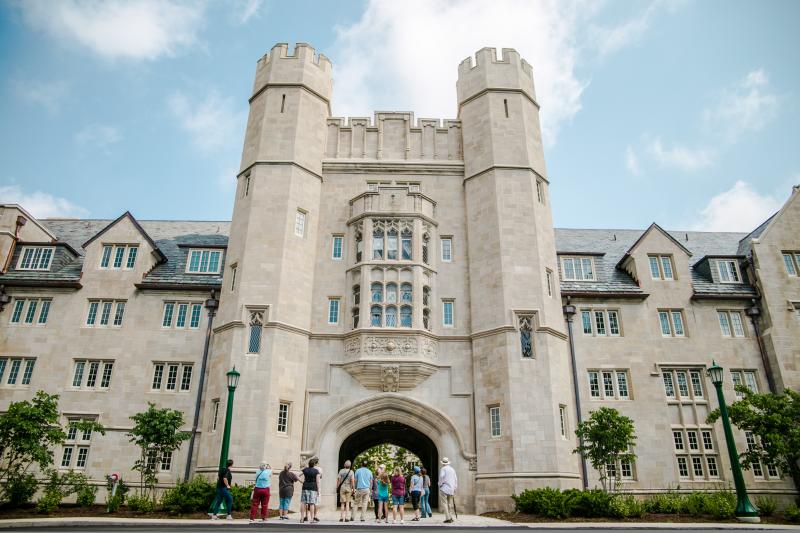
[441,457,450,465]
[413,466,421,473]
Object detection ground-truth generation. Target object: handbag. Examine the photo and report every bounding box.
[251,469,267,499]
[335,463,353,508]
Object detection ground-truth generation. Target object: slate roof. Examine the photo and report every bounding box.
[554,228,757,299]
[0,219,230,289]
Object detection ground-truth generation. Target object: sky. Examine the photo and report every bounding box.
[0,0,798,232]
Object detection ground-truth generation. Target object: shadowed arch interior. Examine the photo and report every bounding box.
[338,420,439,507]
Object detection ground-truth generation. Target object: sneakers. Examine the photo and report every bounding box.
[226,515,233,520]
[210,515,219,520]
[249,519,255,523]
[400,519,405,524]
[444,518,454,523]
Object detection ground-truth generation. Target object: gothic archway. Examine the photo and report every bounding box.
[338,420,439,507]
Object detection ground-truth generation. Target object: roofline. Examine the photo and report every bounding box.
[18,240,81,256]
[81,211,167,262]
[561,291,649,300]
[135,282,221,292]
[0,279,82,289]
[615,222,693,270]
[1,204,58,241]
[691,293,757,301]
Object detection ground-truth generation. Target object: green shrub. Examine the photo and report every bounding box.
[644,491,685,514]
[36,489,62,514]
[105,477,129,513]
[754,496,776,517]
[513,487,569,518]
[230,484,252,512]
[683,492,708,516]
[126,494,156,513]
[705,490,735,519]
[784,504,800,523]
[568,489,613,518]
[160,477,215,514]
[35,470,91,514]
[609,494,645,518]
[76,484,97,507]
[7,474,39,506]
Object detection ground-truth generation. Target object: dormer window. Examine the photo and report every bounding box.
[649,255,674,280]
[100,245,138,269]
[716,260,741,283]
[17,246,54,271]
[561,256,595,281]
[186,249,222,274]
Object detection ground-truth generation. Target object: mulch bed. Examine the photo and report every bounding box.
[482,511,794,525]
[0,504,280,520]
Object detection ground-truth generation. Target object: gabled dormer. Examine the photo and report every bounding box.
[616,223,692,289]
[0,204,57,274]
[81,212,165,279]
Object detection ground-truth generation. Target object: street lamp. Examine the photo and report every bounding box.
[707,360,760,523]
[218,366,241,470]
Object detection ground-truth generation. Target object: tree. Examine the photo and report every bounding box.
[127,403,190,503]
[707,387,800,490]
[0,391,104,504]
[573,407,637,492]
[353,444,421,474]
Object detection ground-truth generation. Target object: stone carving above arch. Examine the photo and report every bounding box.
[381,364,400,392]
[344,333,437,360]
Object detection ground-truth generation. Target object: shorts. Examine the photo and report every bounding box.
[410,490,421,509]
[378,496,389,503]
[391,495,404,506]
[279,497,292,510]
[301,490,319,505]
[339,488,353,503]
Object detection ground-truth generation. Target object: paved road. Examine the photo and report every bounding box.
[9,527,800,532]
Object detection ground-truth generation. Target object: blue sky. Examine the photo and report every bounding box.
[1,0,798,232]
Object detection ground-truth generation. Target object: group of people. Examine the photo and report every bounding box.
[208,456,459,524]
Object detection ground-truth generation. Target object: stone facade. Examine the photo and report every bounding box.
[0,44,798,512]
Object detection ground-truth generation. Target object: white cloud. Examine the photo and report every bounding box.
[647,137,714,172]
[693,180,782,232]
[590,0,686,57]
[17,0,205,60]
[12,79,69,114]
[625,145,640,175]
[703,69,779,143]
[235,0,264,24]
[75,124,122,150]
[167,90,245,153]
[0,185,89,218]
[331,0,597,146]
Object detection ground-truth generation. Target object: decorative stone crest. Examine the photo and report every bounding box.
[365,336,418,357]
[422,338,438,359]
[469,457,478,471]
[381,365,400,392]
[345,338,361,358]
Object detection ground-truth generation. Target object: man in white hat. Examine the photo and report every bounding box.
[438,457,457,523]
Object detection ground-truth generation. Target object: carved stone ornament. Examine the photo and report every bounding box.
[345,338,361,358]
[422,338,438,359]
[381,365,400,392]
[365,336,418,357]
[469,457,478,471]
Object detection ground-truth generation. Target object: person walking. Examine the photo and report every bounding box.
[278,462,299,521]
[420,467,432,518]
[209,458,234,520]
[300,458,322,523]
[376,470,390,524]
[409,466,423,521]
[438,457,458,523]
[337,460,355,522]
[249,462,272,523]
[353,460,373,522]
[390,466,406,524]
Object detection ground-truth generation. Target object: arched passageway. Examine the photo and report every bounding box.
[338,420,439,507]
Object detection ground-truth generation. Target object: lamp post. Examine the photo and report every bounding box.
[563,302,589,490]
[218,366,241,470]
[707,361,760,523]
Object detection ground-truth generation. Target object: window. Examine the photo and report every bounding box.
[328,298,340,324]
[385,306,397,327]
[673,427,720,480]
[230,265,237,291]
[489,406,501,437]
[60,418,94,469]
[560,256,595,281]
[658,309,686,337]
[744,431,781,480]
[716,259,741,283]
[160,451,173,472]
[400,306,412,328]
[401,229,412,260]
[277,402,289,434]
[211,399,220,432]
[559,405,567,438]
[332,235,344,260]
[355,232,363,262]
[371,305,382,327]
[151,362,193,392]
[373,229,384,259]
[441,237,452,262]
[536,180,544,204]
[294,210,306,237]
[9,298,51,326]
[580,309,621,336]
[718,310,746,338]
[85,300,125,327]
[0,357,35,386]
[247,311,264,354]
[662,368,706,401]
[731,370,759,398]
[518,314,534,358]
[782,251,799,276]
[71,360,114,389]
[186,249,222,274]
[17,246,54,271]
[387,229,398,260]
[422,234,430,264]
[243,173,251,197]
[100,245,138,269]
[587,370,630,399]
[648,255,674,280]
[546,269,554,297]
[442,300,454,327]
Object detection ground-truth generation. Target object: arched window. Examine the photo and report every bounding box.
[353,285,360,306]
[423,309,430,331]
[385,306,397,327]
[371,283,383,303]
[401,228,413,260]
[387,229,398,260]
[401,283,413,303]
[519,314,534,358]
[372,229,384,260]
[247,311,264,354]
[400,306,412,327]
[352,308,360,329]
[355,231,363,263]
[371,306,382,327]
[422,286,430,307]
[422,234,430,264]
[386,283,398,304]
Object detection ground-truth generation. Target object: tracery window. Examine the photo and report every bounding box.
[400,306,412,327]
[247,311,264,354]
[371,220,414,262]
[371,283,383,303]
[401,228,412,260]
[372,228,384,260]
[386,283,398,303]
[400,283,413,303]
[387,229,398,260]
[385,306,398,327]
[518,314,534,358]
[371,306,382,327]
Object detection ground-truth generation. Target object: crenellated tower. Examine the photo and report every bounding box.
[196,43,332,473]
[458,48,580,511]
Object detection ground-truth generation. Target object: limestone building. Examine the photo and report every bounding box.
[1,43,798,512]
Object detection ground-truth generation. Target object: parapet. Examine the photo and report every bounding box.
[456,47,536,106]
[252,42,333,101]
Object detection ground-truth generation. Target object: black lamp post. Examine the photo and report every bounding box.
[218,366,241,470]
[707,361,760,522]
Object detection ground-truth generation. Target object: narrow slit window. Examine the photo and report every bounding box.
[281,94,286,113]
[503,98,509,118]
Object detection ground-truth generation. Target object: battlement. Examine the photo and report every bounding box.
[252,42,333,101]
[327,113,458,129]
[457,47,532,77]
[256,42,332,73]
[456,47,537,106]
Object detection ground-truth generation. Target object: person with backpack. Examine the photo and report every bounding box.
[249,462,272,523]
